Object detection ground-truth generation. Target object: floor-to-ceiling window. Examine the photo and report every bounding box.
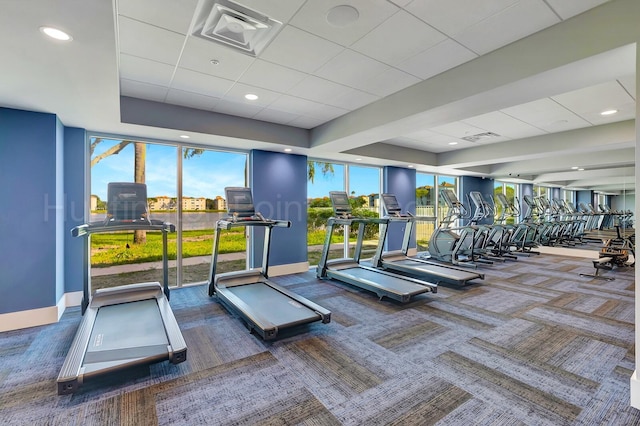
[416,173,436,251]
[179,147,247,285]
[306,160,381,265]
[347,165,381,259]
[90,137,178,290]
[307,161,345,264]
[89,136,247,290]
[494,181,518,224]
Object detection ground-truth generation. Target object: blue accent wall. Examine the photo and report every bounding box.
[64,127,87,294]
[576,190,593,210]
[250,150,307,268]
[460,176,494,225]
[0,108,59,313]
[383,166,416,251]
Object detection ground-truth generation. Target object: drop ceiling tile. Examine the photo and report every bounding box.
[171,67,234,98]
[462,111,546,139]
[351,10,446,65]
[398,38,477,80]
[578,101,635,125]
[353,67,420,97]
[405,0,520,37]
[253,108,299,125]
[501,98,590,132]
[178,36,255,80]
[325,88,380,110]
[119,54,175,87]
[117,0,198,35]
[551,80,635,116]
[223,82,281,106]
[239,60,308,93]
[287,75,351,104]
[544,0,609,20]
[288,115,326,129]
[269,94,329,116]
[118,16,185,65]
[314,49,390,88]
[120,78,169,102]
[165,89,219,111]
[288,0,398,46]
[453,0,560,55]
[235,0,307,23]
[430,121,488,139]
[213,99,264,118]
[617,75,636,101]
[389,0,412,7]
[311,104,350,121]
[260,26,343,73]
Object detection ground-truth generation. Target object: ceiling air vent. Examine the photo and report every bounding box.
[460,132,501,143]
[192,0,282,57]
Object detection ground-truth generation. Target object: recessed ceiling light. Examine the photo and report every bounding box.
[245,93,259,101]
[407,165,414,168]
[600,109,618,116]
[283,148,292,152]
[448,141,458,145]
[179,135,190,139]
[40,26,72,41]
[355,158,362,161]
[210,59,220,65]
[571,166,578,170]
[578,168,585,171]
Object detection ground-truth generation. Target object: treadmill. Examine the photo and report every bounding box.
[316,191,437,303]
[57,182,187,395]
[208,187,330,340]
[371,194,484,286]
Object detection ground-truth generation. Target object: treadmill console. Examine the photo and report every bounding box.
[381,194,402,217]
[107,182,150,223]
[329,191,352,217]
[224,187,257,220]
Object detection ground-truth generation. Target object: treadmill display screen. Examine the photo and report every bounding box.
[225,187,256,218]
[107,182,149,221]
[381,194,401,215]
[330,191,352,216]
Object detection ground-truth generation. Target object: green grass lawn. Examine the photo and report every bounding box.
[91,229,350,267]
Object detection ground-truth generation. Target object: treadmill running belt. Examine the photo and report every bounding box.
[225,282,319,325]
[85,299,169,364]
[392,259,480,280]
[333,266,429,294]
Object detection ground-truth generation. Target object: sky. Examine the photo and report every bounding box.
[91,139,380,201]
[91,139,246,200]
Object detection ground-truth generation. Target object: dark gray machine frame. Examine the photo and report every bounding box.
[316,191,437,302]
[372,193,484,286]
[208,187,330,340]
[57,182,187,395]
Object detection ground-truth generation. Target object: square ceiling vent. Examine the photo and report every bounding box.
[192,0,282,57]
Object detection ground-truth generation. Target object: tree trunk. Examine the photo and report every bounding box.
[134,142,147,244]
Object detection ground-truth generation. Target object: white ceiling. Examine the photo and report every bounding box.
[0,0,637,194]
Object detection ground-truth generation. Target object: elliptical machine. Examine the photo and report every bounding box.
[427,189,480,268]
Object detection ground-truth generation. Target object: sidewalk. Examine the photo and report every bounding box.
[91,252,242,276]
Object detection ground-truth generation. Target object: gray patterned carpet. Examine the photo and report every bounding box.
[1,251,638,425]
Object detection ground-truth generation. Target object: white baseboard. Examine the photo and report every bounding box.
[631,371,640,409]
[0,306,59,332]
[0,291,83,333]
[269,261,309,277]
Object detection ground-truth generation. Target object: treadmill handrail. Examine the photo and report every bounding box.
[216,217,291,230]
[71,220,175,237]
[71,218,175,308]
